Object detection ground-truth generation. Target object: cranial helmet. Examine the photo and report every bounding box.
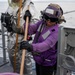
[41,3,63,19]
[41,3,66,23]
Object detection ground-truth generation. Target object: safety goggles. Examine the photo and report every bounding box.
[43,14,58,22]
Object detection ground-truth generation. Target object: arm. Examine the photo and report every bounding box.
[28,20,42,35]
[20,31,58,52]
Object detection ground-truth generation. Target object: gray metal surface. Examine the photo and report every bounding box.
[57,26,75,75]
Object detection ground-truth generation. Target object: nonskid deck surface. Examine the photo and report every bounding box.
[0,56,36,75]
[0,57,13,73]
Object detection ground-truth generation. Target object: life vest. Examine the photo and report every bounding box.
[32,22,58,66]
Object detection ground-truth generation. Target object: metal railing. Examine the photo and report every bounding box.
[0,20,9,67]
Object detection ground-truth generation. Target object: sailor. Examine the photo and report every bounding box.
[1,0,38,75]
[19,3,66,75]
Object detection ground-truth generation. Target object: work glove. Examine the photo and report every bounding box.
[1,13,13,32]
[23,10,32,22]
[20,41,33,52]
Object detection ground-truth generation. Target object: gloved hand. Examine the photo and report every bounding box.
[20,41,33,52]
[1,13,13,32]
[23,10,32,22]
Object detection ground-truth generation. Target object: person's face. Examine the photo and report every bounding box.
[46,20,56,27]
[45,17,58,27]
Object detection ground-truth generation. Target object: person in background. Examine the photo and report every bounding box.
[1,0,38,75]
[1,3,66,75]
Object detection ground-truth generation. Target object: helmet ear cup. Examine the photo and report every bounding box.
[41,14,46,21]
[42,14,49,20]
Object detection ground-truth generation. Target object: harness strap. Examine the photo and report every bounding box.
[35,22,44,43]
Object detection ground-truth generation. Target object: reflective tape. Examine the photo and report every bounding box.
[42,30,50,40]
